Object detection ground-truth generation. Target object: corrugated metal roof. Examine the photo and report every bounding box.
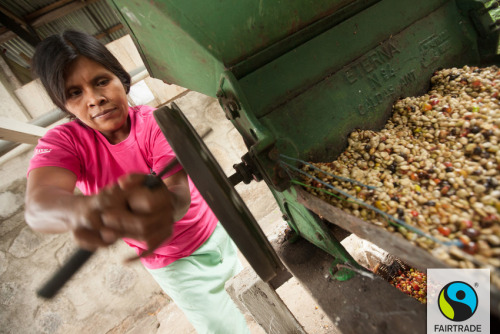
[0,0,54,18]
[0,0,127,77]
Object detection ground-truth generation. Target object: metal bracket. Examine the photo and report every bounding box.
[276,188,363,282]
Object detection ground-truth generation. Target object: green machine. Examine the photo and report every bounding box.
[108,0,499,325]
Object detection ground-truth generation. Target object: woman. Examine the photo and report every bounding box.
[25,30,250,334]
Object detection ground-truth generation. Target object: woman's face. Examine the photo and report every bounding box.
[64,56,129,144]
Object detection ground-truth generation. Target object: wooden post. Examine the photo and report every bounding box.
[226,266,306,334]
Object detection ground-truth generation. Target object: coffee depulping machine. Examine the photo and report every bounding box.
[106,0,500,331]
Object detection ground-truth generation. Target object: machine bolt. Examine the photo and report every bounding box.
[224,99,240,120]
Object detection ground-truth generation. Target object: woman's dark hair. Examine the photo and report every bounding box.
[32,30,131,114]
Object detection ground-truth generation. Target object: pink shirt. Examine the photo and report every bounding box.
[28,105,218,269]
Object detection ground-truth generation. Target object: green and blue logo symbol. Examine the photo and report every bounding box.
[438,281,478,321]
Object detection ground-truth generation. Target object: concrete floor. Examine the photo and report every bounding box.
[0,91,346,333]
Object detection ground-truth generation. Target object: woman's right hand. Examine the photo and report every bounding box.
[69,185,129,250]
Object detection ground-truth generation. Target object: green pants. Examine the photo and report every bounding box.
[147,223,250,334]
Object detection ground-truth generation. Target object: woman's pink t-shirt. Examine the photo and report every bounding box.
[28,105,218,269]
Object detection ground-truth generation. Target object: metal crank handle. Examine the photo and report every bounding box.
[37,159,180,299]
[37,248,93,299]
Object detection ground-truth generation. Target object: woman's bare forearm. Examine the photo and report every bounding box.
[25,185,85,233]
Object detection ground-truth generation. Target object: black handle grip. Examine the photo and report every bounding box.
[37,248,94,299]
[142,174,163,189]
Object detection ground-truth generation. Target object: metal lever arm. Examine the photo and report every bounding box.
[37,248,93,299]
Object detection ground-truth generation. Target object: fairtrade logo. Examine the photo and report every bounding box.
[438,281,478,321]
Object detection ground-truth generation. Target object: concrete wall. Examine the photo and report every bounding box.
[13,80,56,119]
[0,59,29,122]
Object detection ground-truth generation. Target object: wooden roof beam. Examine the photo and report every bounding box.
[0,5,40,47]
[94,23,123,39]
[24,0,74,22]
[29,0,101,27]
[0,27,16,44]
[0,117,47,145]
